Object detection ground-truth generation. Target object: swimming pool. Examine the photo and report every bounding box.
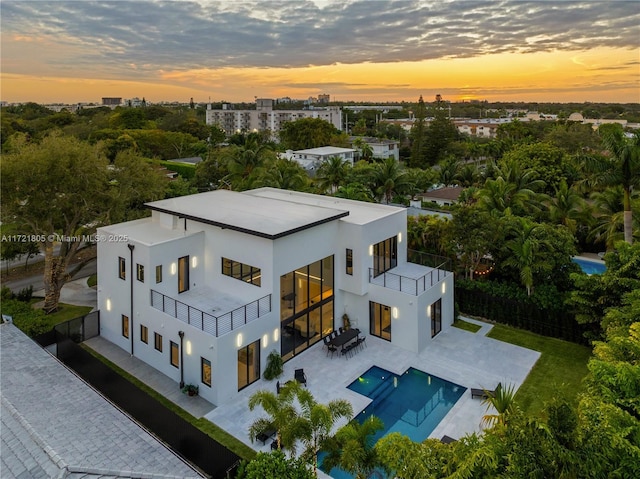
[321,365,466,478]
[572,257,606,275]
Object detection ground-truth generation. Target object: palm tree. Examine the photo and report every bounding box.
[315,156,350,194]
[372,157,414,204]
[225,140,275,190]
[255,158,309,191]
[353,137,373,161]
[584,127,640,244]
[322,415,385,479]
[502,218,549,296]
[589,186,637,250]
[481,383,519,427]
[546,180,589,234]
[248,381,305,454]
[294,387,353,477]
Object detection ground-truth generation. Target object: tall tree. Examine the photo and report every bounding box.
[372,157,413,204]
[1,134,165,312]
[315,156,351,194]
[423,96,458,166]
[409,95,427,168]
[584,126,640,244]
[279,118,342,150]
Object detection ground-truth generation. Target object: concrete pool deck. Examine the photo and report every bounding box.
[205,316,540,470]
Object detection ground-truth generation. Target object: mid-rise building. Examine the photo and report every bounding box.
[206,99,343,137]
[97,188,454,406]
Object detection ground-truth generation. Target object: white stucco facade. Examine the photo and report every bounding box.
[97,188,453,406]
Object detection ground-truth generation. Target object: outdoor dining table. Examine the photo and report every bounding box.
[329,328,360,350]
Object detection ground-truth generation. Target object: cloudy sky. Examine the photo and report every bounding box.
[1,0,639,104]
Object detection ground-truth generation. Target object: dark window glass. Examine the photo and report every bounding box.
[178,256,189,293]
[154,332,163,352]
[122,315,129,338]
[119,257,126,280]
[201,358,212,387]
[346,248,353,275]
[140,324,148,344]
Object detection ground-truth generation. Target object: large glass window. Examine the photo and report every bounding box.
[118,257,126,280]
[370,301,391,341]
[178,256,189,293]
[280,255,334,361]
[431,299,442,338]
[373,236,397,277]
[170,341,179,368]
[222,257,261,286]
[201,358,212,387]
[238,340,260,390]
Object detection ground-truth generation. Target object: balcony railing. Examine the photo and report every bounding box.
[369,250,451,296]
[150,290,271,337]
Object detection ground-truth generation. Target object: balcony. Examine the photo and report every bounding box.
[150,288,271,337]
[369,250,451,296]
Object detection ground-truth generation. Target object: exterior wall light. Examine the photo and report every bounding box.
[427,305,431,318]
[392,307,399,319]
[442,283,446,294]
[106,299,112,311]
[273,328,279,342]
[398,232,402,243]
[368,245,373,256]
[262,334,268,348]
[236,333,243,348]
[171,262,177,275]
[186,340,192,355]
[191,256,198,268]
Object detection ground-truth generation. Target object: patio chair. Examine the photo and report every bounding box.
[295,368,307,387]
[440,435,457,444]
[256,427,277,445]
[324,336,337,357]
[276,380,281,394]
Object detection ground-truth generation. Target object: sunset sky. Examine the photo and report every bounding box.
[1,0,639,104]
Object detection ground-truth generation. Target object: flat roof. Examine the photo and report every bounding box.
[99,217,202,246]
[246,188,403,225]
[146,189,350,239]
[0,324,202,479]
[293,146,356,155]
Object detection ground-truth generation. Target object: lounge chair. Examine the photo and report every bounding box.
[295,368,307,387]
[471,382,501,399]
[441,435,457,444]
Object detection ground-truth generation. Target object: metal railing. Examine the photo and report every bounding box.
[150,290,271,337]
[369,250,451,296]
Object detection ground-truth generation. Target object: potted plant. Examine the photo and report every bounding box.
[263,350,284,381]
[182,384,199,396]
[342,313,351,330]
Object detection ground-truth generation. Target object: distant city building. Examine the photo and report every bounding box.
[206,98,343,138]
[318,93,330,104]
[102,97,122,106]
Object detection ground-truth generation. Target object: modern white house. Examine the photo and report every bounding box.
[97,188,453,406]
[349,136,400,161]
[283,146,357,171]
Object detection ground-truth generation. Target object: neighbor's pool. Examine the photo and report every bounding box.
[572,257,606,275]
[320,366,466,478]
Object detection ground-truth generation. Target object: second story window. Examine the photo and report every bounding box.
[222,258,261,286]
[136,264,144,282]
[156,265,162,283]
[118,257,126,280]
[346,249,353,275]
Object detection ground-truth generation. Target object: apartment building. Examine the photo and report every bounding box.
[97,188,453,406]
[205,99,343,137]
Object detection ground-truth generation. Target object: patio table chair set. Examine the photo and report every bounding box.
[323,328,366,359]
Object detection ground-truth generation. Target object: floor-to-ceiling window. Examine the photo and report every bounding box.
[370,301,392,341]
[431,299,442,338]
[238,340,260,390]
[373,236,397,277]
[280,255,334,361]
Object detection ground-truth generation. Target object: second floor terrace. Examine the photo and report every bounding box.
[150,286,271,337]
[369,250,451,296]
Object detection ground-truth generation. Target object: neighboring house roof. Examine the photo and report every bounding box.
[293,146,356,156]
[0,323,203,479]
[168,157,203,165]
[146,189,350,239]
[349,136,399,145]
[420,186,464,202]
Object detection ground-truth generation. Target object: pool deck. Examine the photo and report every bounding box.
[205,316,540,476]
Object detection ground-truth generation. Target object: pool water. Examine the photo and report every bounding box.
[572,257,606,275]
[320,366,466,478]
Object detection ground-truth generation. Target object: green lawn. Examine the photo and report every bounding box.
[487,324,592,416]
[82,345,256,461]
[453,318,482,333]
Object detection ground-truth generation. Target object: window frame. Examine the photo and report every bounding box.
[178,256,189,293]
[346,248,353,275]
[140,324,148,344]
[201,357,212,387]
[170,341,179,368]
[118,257,126,280]
[136,263,145,282]
[155,265,162,284]
[121,314,129,338]
[154,332,163,352]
